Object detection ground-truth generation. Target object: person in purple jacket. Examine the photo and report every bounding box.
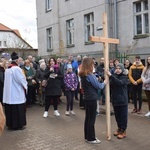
[64,64,78,116]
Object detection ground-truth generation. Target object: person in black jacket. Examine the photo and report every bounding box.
[43,57,63,118]
[79,58,106,144]
[0,61,5,104]
[97,57,105,105]
[106,63,128,139]
[36,62,46,106]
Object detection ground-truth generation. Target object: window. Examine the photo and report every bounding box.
[134,0,149,35]
[84,12,94,42]
[46,0,52,11]
[66,19,74,46]
[0,41,2,47]
[46,28,53,51]
[3,41,7,47]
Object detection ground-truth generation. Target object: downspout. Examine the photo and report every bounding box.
[114,0,118,58]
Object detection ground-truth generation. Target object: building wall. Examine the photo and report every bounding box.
[36,0,150,61]
[116,0,150,55]
[0,32,30,49]
[36,0,108,58]
[36,0,59,57]
[59,0,109,57]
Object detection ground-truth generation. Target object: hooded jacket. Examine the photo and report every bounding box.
[128,62,144,84]
[110,69,128,106]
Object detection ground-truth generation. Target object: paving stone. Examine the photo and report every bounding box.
[0,96,150,150]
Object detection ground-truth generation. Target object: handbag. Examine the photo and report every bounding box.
[0,102,5,135]
[42,79,48,87]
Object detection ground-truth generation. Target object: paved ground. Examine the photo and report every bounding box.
[0,96,150,150]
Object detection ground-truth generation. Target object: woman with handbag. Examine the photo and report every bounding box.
[43,57,64,118]
[22,60,37,106]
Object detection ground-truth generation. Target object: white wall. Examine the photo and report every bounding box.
[0,31,30,48]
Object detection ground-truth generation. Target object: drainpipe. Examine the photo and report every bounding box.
[114,0,118,58]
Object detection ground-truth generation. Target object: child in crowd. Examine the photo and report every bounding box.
[64,64,78,116]
[79,58,106,144]
[106,63,128,139]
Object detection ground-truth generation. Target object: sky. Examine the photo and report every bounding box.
[0,0,38,48]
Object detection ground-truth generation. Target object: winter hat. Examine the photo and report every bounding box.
[67,64,72,69]
[115,63,124,72]
[11,52,19,60]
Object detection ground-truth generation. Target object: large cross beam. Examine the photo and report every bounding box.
[90,13,119,140]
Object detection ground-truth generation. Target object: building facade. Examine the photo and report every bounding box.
[0,23,38,59]
[36,0,150,62]
[0,23,32,49]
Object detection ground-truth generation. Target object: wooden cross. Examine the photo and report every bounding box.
[90,13,119,140]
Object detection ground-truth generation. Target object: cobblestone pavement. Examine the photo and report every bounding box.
[0,96,150,150]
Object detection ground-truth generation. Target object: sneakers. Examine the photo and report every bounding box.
[137,109,142,114]
[131,108,137,113]
[54,110,60,116]
[65,111,70,116]
[70,111,75,115]
[43,111,48,118]
[96,111,100,116]
[87,138,101,144]
[145,111,150,117]
[114,128,121,136]
[117,130,126,139]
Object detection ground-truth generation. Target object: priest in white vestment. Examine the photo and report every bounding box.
[3,52,27,130]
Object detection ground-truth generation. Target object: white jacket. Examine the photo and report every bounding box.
[3,66,27,104]
[141,67,150,91]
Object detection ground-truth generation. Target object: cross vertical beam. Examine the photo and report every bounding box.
[103,12,111,141]
[90,13,119,140]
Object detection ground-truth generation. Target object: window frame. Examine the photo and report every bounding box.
[66,19,75,47]
[84,12,95,44]
[46,27,53,52]
[133,0,149,35]
[3,41,7,47]
[46,0,52,12]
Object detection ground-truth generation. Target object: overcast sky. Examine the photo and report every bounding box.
[0,0,37,48]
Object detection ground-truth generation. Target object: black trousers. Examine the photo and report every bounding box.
[144,90,150,111]
[113,105,128,131]
[65,90,75,111]
[132,84,142,109]
[45,96,59,111]
[84,100,97,141]
[27,86,36,104]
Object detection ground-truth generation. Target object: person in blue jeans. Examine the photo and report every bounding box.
[79,58,106,144]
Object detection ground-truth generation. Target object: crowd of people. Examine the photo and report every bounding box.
[0,52,150,144]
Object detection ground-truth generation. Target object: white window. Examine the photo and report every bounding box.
[47,28,53,51]
[84,12,94,42]
[66,19,74,46]
[46,0,52,11]
[134,0,149,35]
